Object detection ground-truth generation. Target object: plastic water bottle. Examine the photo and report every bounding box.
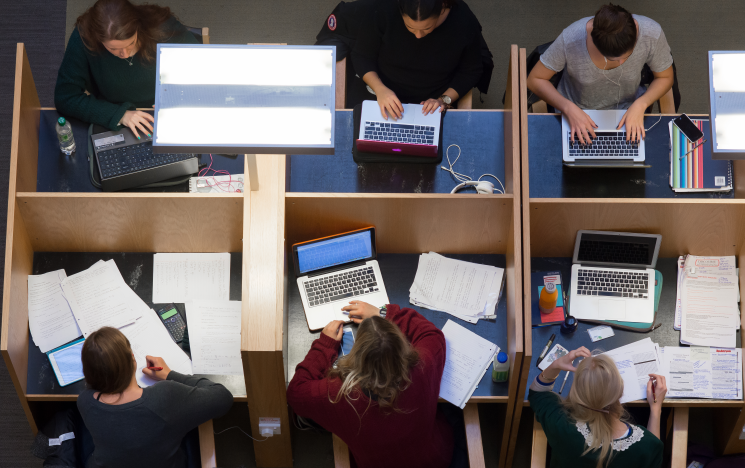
[492,352,509,383]
[56,117,76,155]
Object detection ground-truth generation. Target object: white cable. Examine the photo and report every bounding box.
[440,144,505,194]
[214,426,269,442]
[644,114,662,132]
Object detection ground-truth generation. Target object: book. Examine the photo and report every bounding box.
[669,119,732,192]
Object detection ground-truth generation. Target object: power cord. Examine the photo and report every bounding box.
[213,426,269,442]
[440,144,505,194]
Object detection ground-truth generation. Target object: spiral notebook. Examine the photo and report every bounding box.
[669,119,732,192]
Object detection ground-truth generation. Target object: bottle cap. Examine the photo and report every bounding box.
[497,352,508,363]
[544,282,556,293]
[57,117,66,126]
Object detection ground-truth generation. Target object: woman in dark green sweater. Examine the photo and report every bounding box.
[54,0,198,137]
[529,346,667,468]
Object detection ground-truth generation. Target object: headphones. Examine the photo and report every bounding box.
[442,145,505,195]
[451,180,498,194]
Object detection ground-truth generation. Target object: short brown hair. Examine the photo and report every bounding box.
[591,4,637,58]
[82,327,136,394]
[75,0,177,63]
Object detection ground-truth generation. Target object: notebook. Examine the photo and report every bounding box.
[669,119,732,192]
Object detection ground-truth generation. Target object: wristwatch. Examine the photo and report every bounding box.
[439,95,452,107]
[379,305,387,318]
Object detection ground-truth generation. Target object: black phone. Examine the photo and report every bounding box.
[673,114,704,143]
[156,304,187,343]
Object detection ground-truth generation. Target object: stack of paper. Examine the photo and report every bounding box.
[604,338,662,403]
[660,346,742,400]
[675,255,739,348]
[410,252,504,323]
[153,253,231,303]
[439,320,498,408]
[186,301,243,376]
[61,260,148,337]
[28,270,81,353]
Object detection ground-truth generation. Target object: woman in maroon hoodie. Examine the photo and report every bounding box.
[287,301,454,468]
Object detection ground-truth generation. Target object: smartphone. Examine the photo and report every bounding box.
[673,114,704,143]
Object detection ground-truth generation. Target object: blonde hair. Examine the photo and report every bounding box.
[327,316,419,415]
[562,353,629,468]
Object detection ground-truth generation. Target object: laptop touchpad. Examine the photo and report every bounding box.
[598,299,626,321]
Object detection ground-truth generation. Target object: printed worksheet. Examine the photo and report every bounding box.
[185,301,243,375]
[662,347,742,400]
[604,338,662,402]
[680,274,738,348]
[153,253,231,303]
[28,269,81,352]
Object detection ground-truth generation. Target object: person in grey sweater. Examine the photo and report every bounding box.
[78,326,233,468]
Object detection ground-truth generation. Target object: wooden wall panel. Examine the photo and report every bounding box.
[503,45,519,196]
[11,44,40,194]
[286,194,513,255]
[16,194,243,253]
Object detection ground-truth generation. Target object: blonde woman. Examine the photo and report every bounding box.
[529,346,667,468]
[287,302,455,468]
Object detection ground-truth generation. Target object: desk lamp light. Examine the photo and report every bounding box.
[153,44,336,189]
[708,51,745,160]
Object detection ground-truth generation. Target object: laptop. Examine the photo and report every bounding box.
[570,230,661,323]
[293,227,390,331]
[562,110,647,167]
[356,100,441,157]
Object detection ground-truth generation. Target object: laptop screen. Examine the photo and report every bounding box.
[295,228,375,275]
[573,231,661,269]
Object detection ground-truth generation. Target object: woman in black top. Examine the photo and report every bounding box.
[353,0,483,119]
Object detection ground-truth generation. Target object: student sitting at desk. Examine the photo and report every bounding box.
[54,0,199,137]
[530,346,667,468]
[287,301,458,468]
[77,327,233,468]
[352,0,484,118]
[526,3,674,144]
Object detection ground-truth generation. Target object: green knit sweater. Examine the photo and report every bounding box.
[529,388,663,468]
[54,17,198,130]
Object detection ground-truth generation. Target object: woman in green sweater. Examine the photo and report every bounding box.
[54,0,198,137]
[529,346,667,468]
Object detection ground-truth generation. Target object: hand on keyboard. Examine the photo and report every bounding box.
[564,103,598,145]
[121,110,154,139]
[617,100,646,142]
[421,97,445,115]
[376,87,404,120]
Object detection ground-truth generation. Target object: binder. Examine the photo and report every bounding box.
[669,119,732,192]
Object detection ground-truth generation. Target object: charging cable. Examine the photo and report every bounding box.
[441,144,505,194]
[214,426,268,442]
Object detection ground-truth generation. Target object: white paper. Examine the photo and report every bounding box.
[611,351,646,403]
[439,320,498,408]
[604,338,661,403]
[662,346,742,400]
[28,270,82,353]
[119,311,193,388]
[186,301,243,375]
[676,255,740,331]
[61,261,146,337]
[538,344,568,371]
[588,325,614,342]
[680,274,738,348]
[153,253,231,303]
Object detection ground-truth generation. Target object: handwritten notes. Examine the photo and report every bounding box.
[680,274,738,348]
[661,347,742,400]
[152,253,230,303]
[185,301,243,375]
[439,320,498,408]
[28,270,81,352]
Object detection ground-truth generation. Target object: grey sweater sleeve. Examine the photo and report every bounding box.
[152,372,234,428]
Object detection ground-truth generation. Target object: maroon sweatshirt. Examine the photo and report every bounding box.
[287,305,454,468]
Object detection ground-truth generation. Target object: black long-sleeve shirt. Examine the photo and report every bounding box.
[352,0,483,104]
[78,372,233,468]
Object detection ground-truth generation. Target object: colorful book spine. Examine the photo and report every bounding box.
[697,120,704,188]
[672,124,680,188]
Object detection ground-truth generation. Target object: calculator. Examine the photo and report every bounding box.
[157,305,187,343]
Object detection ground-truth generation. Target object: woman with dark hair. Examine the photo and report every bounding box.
[287,301,456,468]
[55,0,199,136]
[78,327,233,468]
[527,3,674,144]
[352,0,484,119]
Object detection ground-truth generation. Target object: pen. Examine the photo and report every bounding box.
[678,139,707,159]
[559,360,574,394]
[146,367,163,371]
[652,377,657,403]
[536,334,556,367]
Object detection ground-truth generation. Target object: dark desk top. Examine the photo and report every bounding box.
[27,252,247,397]
[37,110,245,193]
[528,115,734,199]
[524,257,742,401]
[290,110,505,194]
[287,253,510,399]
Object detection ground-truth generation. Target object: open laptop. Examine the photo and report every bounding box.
[356,100,441,157]
[570,230,661,323]
[293,227,389,331]
[562,110,647,167]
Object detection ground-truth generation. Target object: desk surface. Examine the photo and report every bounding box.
[528,115,734,199]
[37,110,245,193]
[524,257,742,403]
[26,252,247,398]
[290,110,506,194]
[287,253,510,399]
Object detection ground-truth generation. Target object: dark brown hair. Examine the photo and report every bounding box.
[591,4,637,58]
[75,0,176,63]
[398,0,457,21]
[328,316,419,413]
[82,326,136,394]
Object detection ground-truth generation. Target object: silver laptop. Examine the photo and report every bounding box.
[562,110,646,167]
[357,100,441,157]
[570,230,661,323]
[292,227,389,331]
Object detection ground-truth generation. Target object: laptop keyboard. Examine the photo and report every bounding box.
[97,141,196,179]
[568,131,640,158]
[575,269,649,299]
[304,266,380,307]
[364,121,435,145]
